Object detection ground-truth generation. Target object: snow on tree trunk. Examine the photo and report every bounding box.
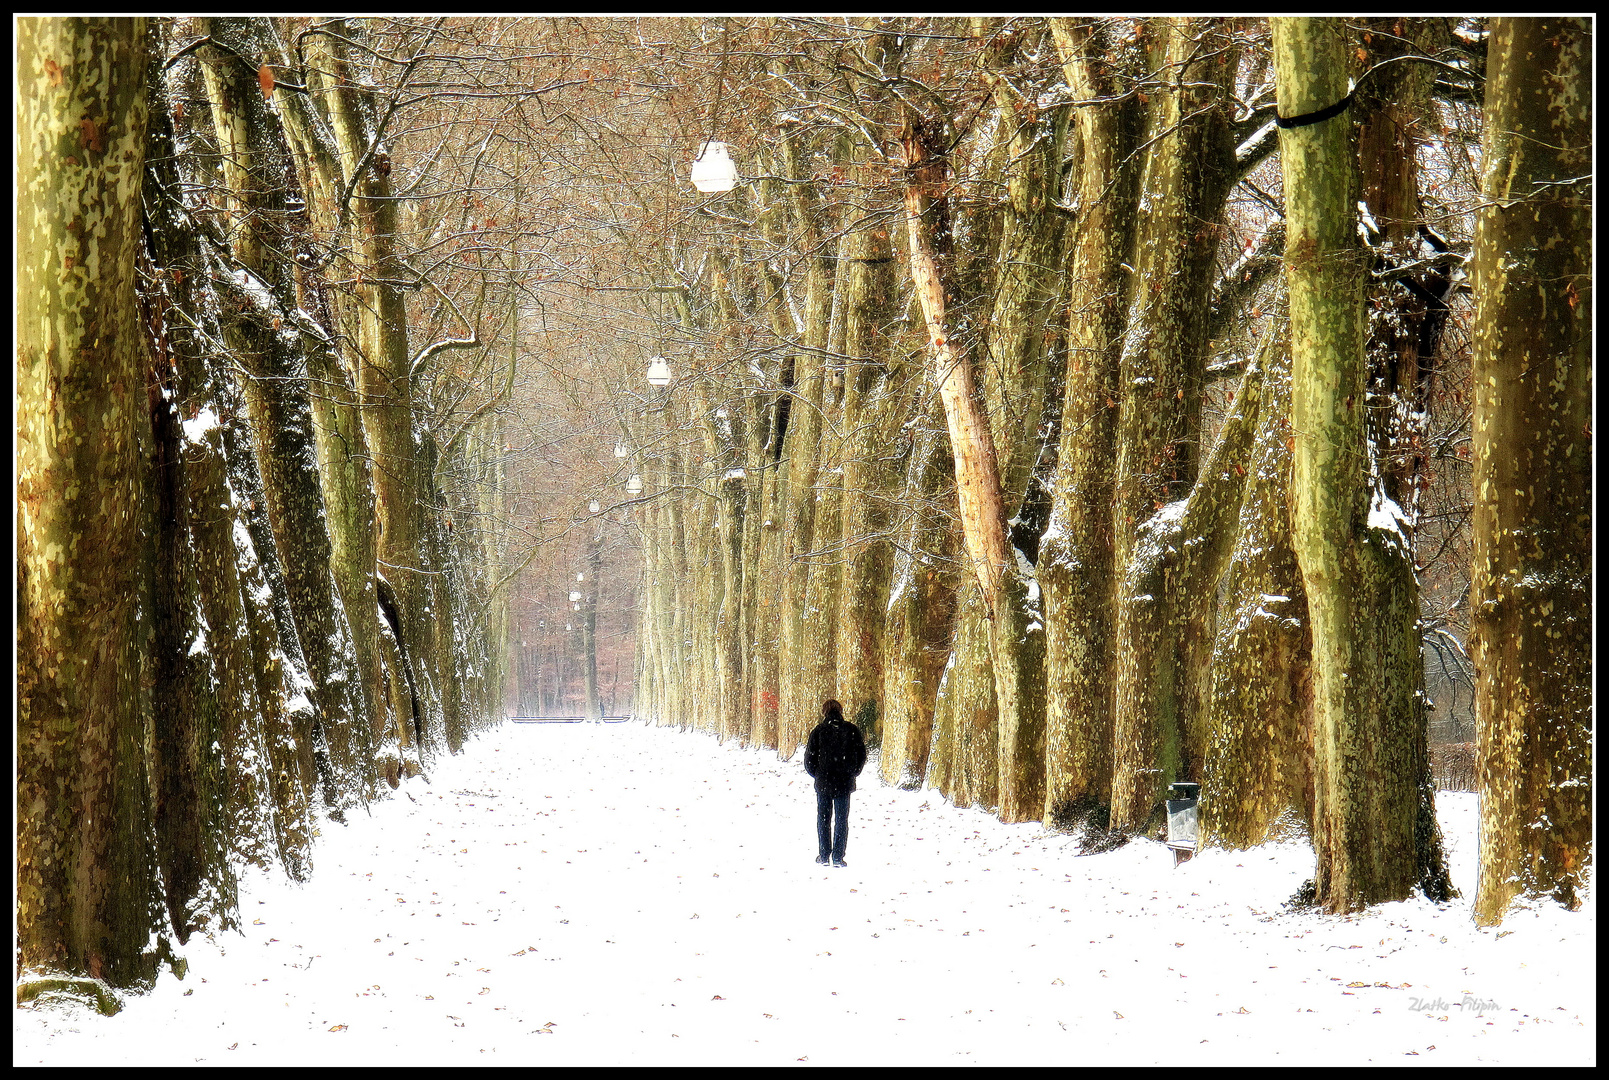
[775,129,839,759]
[200,20,368,807]
[1202,304,1315,849]
[1109,329,1264,832]
[312,21,447,755]
[831,211,902,744]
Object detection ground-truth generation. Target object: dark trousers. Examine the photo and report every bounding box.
[816,790,851,861]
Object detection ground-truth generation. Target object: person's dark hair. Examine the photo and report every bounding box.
[822,698,843,722]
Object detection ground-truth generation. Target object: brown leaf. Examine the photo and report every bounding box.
[328,1024,348,1032]
[259,63,275,98]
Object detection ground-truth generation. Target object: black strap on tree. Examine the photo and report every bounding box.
[1275,90,1355,129]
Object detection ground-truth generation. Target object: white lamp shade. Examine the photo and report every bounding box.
[570,591,581,602]
[626,474,643,495]
[690,141,737,192]
[614,443,628,458]
[646,356,671,386]
[589,499,601,513]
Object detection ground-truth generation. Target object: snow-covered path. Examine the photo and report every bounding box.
[16,720,1594,1066]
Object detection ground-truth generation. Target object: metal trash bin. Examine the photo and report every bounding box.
[1165,781,1200,866]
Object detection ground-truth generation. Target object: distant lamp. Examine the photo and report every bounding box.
[690,141,737,193]
[614,443,629,459]
[577,573,585,582]
[626,474,643,495]
[646,356,671,387]
[1165,782,1200,867]
[589,499,601,514]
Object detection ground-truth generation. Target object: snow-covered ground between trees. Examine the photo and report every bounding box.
[15,719,1594,1066]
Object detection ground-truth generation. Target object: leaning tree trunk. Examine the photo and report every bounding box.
[1273,16,1453,913]
[903,114,1046,824]
[17,16,163,991]
[1470,17,1593,925]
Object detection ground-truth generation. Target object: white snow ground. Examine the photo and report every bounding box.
[15,719,1595,1066]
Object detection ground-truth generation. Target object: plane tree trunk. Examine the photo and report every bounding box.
[17,16,166,990]
[1273,15,1453,913]
[1470,17,1593,925]
[1041,18,1145,829]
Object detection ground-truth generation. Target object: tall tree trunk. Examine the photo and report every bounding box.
[1103,16,1239,833]
[1273,16,1453,913]
[200,20,367,809]
[267,19,385,770]
[17,16,163,989]
[312,22,442,753]
[776,130,844,758]
[1041,18,1145,828]
[1470,17,1593,925]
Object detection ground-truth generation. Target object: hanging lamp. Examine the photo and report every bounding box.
[690,141,737,193]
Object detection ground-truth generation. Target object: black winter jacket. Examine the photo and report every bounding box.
[804,716,867,797]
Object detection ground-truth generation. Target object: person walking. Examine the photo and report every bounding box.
[803,698,867,868]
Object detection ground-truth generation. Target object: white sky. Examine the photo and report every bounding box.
[14,719,1595,1065]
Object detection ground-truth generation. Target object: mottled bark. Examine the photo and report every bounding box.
[1274,16,1452,913]
[1470,17,1592,925]
[775,130,840,758]
[1202,305,1315,849]
[1356,18,1454,520]
[833,236,905,743]
[1112,17,1239,564]
[16,16,162,988]
[977,21,1065,506]
[928,589,1000,812]
[311,22,442,752]
[1109,334,1265,831]
[1041,18,1145,827]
